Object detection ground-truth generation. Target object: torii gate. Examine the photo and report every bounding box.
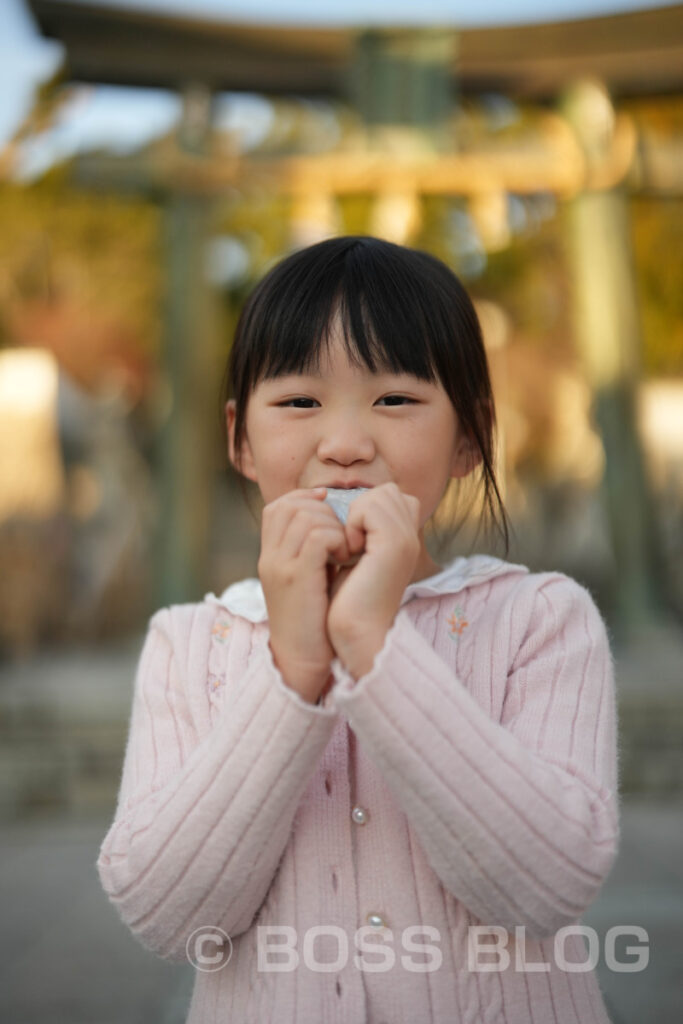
[27,0,683,637]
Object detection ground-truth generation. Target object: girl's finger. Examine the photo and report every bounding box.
[345,496,404,544]
[298,524,353,567]
[347,484,419,537]
[277,506,350,563]
[262,490,331,550]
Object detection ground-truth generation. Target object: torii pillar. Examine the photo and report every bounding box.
[561,79,667,638]
[152,83,220,609]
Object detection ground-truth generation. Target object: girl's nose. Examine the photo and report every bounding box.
[316,416,376,464]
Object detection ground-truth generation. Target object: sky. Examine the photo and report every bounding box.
[1,0,679,176]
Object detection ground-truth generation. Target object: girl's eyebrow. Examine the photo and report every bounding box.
[269,369,422,382]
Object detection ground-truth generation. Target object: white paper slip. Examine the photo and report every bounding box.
[323,487,370,524]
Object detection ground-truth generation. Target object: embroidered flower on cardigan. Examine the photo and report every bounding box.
[211,619,232,643]
[208,617,232,695]
[446,604,468,641]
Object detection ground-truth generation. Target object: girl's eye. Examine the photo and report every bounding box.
[278,398,318,408]
[277,395,416,408]
[377,395,416,406]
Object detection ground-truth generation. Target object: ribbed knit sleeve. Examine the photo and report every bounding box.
[329,574,620,940]
[96,607,338,963]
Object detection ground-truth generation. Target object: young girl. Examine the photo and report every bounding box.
[97,235,620,1023]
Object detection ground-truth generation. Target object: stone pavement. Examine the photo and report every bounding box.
[581,797,683,1024]
[0,797,681,1024]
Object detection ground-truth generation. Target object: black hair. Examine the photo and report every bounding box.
[219,234,511,557]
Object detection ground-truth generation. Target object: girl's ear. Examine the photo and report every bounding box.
[225,399,258,483]
[451,433,483,479]
[451,396,491,478]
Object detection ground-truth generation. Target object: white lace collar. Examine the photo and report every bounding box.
[203,553,529,624]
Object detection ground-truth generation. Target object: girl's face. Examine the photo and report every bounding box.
[226,318,480,578]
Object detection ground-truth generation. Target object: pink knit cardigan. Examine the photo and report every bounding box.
[96,555,620,1023]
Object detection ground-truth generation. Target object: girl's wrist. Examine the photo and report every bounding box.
[268,641,331,703]
[334,630,387,681]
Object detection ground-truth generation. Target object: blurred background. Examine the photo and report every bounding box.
[0,1,681,1022]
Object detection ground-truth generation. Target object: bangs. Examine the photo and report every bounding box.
[243,237,442,388]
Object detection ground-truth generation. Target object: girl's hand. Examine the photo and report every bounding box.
[259,488,353,703]
[326,483,421,678]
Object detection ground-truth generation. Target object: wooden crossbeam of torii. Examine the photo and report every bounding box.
[72,109,682,201]
[24,1,683,101]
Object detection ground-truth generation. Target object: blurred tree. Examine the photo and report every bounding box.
[0,169,162,398]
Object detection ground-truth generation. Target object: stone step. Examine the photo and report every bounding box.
[0,637,139,820]
[0,724,128,819]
